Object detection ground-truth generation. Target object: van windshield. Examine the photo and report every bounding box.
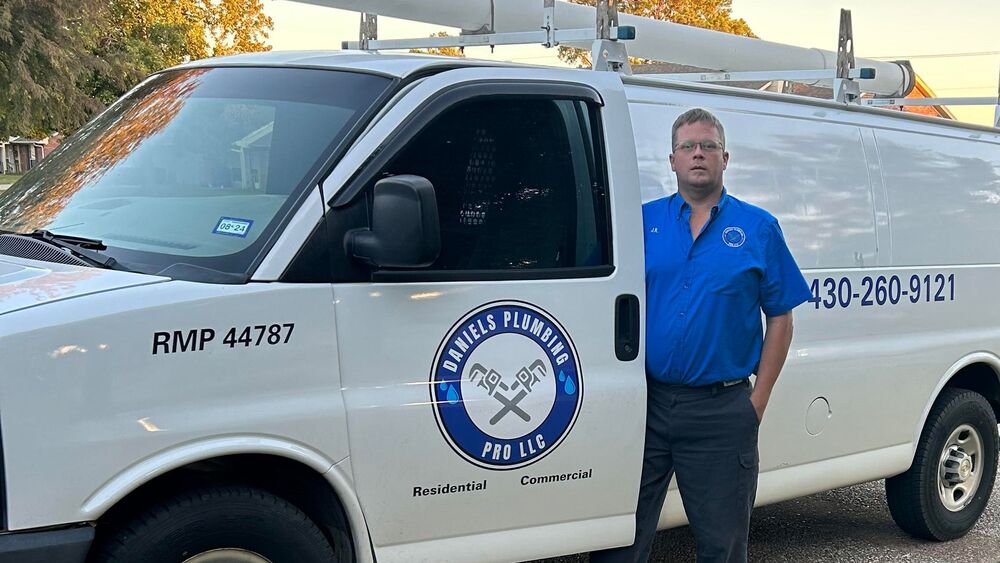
[0,67,391,279]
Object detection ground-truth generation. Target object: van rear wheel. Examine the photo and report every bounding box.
[885,388,999,540]
[94,484,338,563]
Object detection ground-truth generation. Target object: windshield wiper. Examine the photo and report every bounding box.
[32,229,107,250]
[19,230,131,272]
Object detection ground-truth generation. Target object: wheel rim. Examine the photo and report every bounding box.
[937,423,984,512]
[183,548,273,563]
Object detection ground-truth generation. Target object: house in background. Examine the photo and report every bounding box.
[1,135,63,174]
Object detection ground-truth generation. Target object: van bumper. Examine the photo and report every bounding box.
[0,525,94,563]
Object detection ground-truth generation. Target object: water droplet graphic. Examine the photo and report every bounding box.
[561,371,577,395]
[446,385,460,404]
[439,381,448,391]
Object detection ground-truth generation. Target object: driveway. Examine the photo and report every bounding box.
[536,478,1000,562]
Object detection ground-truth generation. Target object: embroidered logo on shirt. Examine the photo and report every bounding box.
[650,227,659,234]
[722,226,746,248]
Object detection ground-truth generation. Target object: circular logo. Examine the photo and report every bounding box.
[723,226,746,248]
[430,301,583,470]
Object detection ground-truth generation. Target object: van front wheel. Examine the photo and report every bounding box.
[886,388,999,541]
[94,484,339,563]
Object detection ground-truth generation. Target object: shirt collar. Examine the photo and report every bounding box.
[674,187,730,220]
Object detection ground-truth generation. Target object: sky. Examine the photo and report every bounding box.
[264,0,998,126]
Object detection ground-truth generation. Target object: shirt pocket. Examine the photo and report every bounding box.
[709,252,760,296]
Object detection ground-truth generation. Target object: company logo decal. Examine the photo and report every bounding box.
[431,302,583,470]
[723,226,746,248]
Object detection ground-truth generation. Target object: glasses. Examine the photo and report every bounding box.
[674,140,724,153]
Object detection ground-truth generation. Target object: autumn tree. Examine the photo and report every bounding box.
[0,0,106,138]
[409,31,466,58]
[559,0,755,67]
[90,0,274,105]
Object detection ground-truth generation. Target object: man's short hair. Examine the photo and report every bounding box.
[671,108,726,150]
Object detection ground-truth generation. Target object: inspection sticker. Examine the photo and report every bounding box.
[213,217,254,238]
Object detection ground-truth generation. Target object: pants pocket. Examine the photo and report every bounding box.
[737,446,759,512]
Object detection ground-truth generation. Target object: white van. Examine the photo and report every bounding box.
[0,52,997,563]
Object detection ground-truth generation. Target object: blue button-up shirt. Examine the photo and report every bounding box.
[644,189,811,386]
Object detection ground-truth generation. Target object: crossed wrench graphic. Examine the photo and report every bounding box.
[470,360,547,425]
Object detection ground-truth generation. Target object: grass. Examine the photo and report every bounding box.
[0,174,23,184]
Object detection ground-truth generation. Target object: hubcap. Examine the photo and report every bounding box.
[183,549,272,563]
[937,424,984,512]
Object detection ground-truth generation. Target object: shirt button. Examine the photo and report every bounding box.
[683,283,690,289]
[679,312,685,317]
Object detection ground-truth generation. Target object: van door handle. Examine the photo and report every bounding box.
[615,294,640,361]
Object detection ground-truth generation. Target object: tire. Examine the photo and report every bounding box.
[886,388,999,541]
[93,484,339,563]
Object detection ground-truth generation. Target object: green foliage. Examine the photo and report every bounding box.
[559,0,756,67]
[90,0,275,105]
[0,0,274,138]
[0,0,106,138]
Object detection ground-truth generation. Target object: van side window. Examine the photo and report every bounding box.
[374,97,611,274]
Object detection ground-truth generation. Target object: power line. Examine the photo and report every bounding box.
[866,50,1000,60]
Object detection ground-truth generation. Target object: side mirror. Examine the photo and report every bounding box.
[347,175,441,268]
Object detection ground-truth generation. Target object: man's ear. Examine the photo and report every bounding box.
[722,150,729,170]
[669,152,676,172]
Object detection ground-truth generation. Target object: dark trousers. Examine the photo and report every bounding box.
[591,378,759,563]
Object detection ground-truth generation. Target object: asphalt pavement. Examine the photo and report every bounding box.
[536,478,1000,562]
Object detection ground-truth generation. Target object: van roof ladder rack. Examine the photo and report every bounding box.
[641,10,866,104]
[857,66,1000,128]
[343,0,636,72]
[332,1,999,127]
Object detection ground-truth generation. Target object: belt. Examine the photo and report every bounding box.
[649,377,749,395]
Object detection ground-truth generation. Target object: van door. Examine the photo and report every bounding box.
[330,69,646,561]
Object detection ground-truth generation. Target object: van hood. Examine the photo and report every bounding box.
[0,255,168,317]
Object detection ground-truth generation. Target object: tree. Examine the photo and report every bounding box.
[0,0,106,138]
[559,0,755,67]
[409,32,466,58]
[0,0,274,138]
[91,0,274,105]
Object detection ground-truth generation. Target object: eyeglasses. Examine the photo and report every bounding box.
[674,140,724,153]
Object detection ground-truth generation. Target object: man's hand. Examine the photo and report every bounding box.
[750,391,767,423]
[753,311,795,424]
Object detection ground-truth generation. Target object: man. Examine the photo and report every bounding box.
[593,108,812,563]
